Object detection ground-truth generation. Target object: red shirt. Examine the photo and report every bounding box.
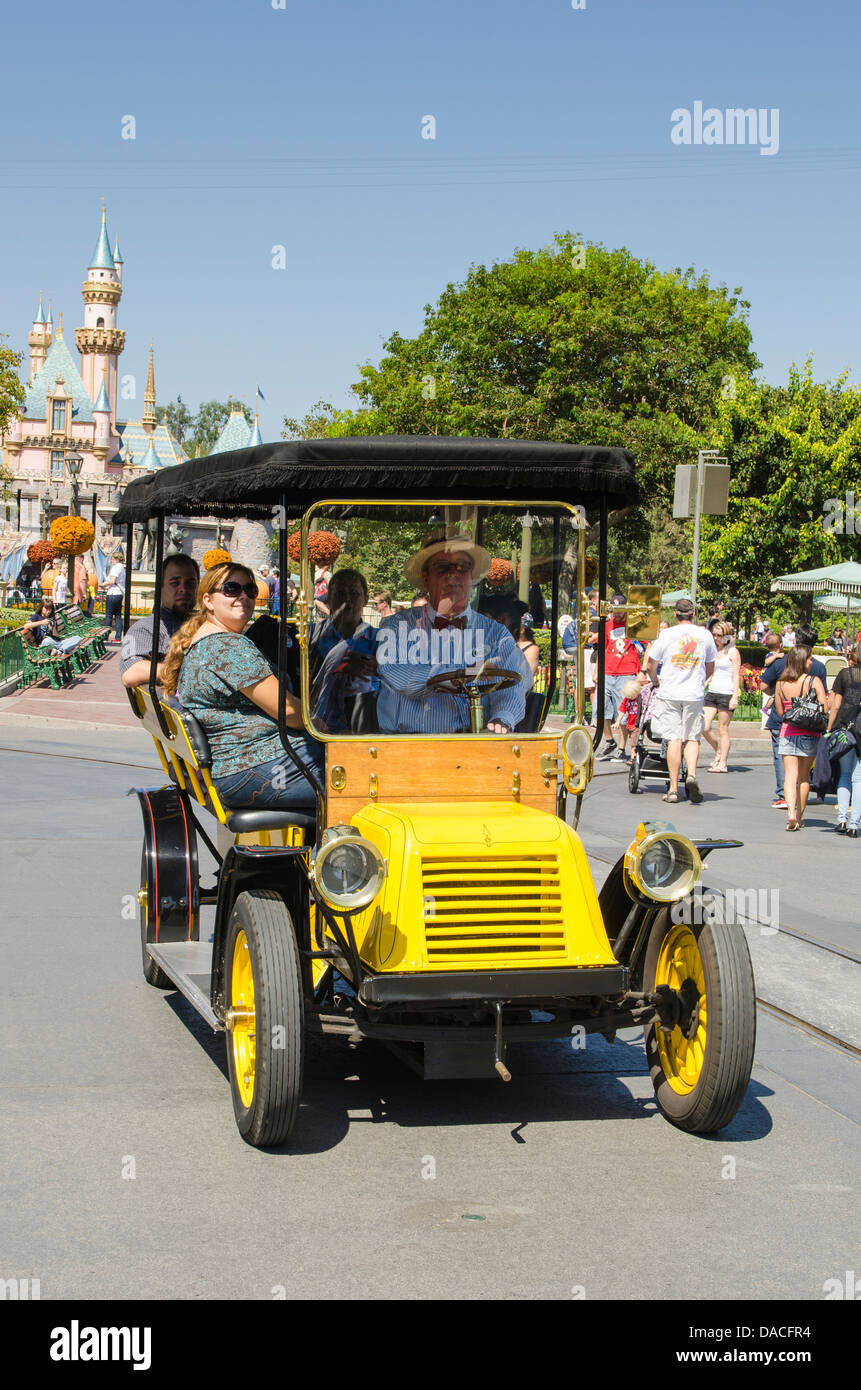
[605,621,642,676]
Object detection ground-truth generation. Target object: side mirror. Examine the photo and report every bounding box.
[626,585,662,642]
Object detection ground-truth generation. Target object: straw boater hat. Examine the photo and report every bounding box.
[404,531,491,588]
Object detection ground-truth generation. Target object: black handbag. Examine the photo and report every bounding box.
[783,676,827,734]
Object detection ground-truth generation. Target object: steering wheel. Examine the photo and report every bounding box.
[425,665,522,699]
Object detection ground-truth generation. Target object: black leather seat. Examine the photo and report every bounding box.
[162,696,315,834]
[516,690,546,733]
[224,808,316,834]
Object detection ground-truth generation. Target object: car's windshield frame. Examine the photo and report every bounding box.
[294,497,587,742]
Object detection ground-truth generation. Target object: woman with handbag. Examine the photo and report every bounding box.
[826,639,861,837]
[774,645,827,831]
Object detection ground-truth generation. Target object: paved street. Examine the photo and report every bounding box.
[0,719,858,1301]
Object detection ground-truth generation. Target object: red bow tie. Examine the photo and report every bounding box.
[433,615,467,630]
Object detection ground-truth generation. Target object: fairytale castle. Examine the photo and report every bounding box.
[1,210,261,553]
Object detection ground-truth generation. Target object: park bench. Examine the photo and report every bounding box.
[18,627,75,689]
[55,605,108,669]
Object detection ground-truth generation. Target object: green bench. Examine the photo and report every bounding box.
[55,605,109,669]
[19,629,75,688]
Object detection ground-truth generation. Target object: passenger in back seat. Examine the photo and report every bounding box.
[161,564,323,812]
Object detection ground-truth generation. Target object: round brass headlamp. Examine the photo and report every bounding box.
[561,723,593,793]
[311,826,386,911]
[623,820,702,904]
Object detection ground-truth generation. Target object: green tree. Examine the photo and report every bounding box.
[696,362,861,623]
[189,399,251,457]
[325,233,759,600]
[282,400,340,440]
[0,336,25,497]
[155,395,194,448]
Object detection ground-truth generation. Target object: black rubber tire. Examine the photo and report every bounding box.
[140,848,174,989]
[225,889,304,1148]
[642,899,756,1134]
[628,753,641,793]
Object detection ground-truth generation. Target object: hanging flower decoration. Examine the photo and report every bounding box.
[286,530,341,566]
[50,517,95,557]
[202,548,232,571]
[486,557,514,589]
[28,540,56,566]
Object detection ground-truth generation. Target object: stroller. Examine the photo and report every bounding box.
[628,681,686,794]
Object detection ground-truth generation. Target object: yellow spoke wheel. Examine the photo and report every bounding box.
[225,890,304,1148]
[643,900,756,1134]
[653,923,707,1095]
[231,930,256,1109]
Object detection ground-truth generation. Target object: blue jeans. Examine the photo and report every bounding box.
[770,728,784,797]
[214,736,324,811]
[40,635,81,654]
[836,745,861,828]
[105,593,123,639]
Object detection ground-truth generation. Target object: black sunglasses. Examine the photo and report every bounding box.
[216,580,258,599]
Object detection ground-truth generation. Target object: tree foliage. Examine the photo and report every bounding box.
[328,233,758,506]
[281,400,341,440]
[156,397,251,457]
[697,361,861,615]
[0,335,25,496]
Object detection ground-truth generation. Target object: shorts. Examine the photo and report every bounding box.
[651,697,704,742]
[777,733,821,757]
[705,690,733,713]
[603,673,628,719]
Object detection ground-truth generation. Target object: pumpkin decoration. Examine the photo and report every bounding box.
[486,557,514,589]
[287,530,341,566]
[28,540,56,565]
[50,516,95,557]
[202,548,232,570]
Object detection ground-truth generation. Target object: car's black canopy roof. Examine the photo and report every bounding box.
[113,435,639,523]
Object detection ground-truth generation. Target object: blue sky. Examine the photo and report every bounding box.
[3,0,860,440]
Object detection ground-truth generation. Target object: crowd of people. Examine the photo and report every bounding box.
[106,538,860,835]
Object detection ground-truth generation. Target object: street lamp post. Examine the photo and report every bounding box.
[64,452,84,597]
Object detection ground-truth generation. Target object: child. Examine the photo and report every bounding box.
[612,674,648,761]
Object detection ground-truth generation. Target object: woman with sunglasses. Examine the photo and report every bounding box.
[161,564,324,811]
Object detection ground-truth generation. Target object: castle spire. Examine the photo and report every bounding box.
[142,343,157,434]
[89,207,115,271]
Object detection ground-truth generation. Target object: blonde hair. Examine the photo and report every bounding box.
[712,621,733,640]
[161,563,255,695]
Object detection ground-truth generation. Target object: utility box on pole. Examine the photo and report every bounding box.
[673,462,731,518]
[674,453,730,609]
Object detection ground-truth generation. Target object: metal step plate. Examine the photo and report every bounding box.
[147,941,221,1031]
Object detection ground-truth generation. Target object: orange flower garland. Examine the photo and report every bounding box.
[50,517,95,557]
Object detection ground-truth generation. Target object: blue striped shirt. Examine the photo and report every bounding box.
[375,605,529,734]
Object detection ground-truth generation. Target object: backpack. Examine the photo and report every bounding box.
[839,667,861,739]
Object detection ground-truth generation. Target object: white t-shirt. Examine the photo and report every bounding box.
[106,563,125,596]
[649,622,717,701]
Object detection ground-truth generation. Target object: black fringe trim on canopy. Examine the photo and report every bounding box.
[114,436,640,523]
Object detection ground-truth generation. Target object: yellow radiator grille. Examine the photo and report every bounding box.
[420,854,566,963]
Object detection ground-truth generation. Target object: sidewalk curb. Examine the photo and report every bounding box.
[0,711,142,734]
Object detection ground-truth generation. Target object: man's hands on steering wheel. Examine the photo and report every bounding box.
[424,665,521,734]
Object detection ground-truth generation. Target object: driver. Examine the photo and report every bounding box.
[375,532,528,734]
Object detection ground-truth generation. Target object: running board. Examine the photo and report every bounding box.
[147,941,223,1031]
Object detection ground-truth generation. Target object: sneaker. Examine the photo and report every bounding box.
[614,749,628,761]
[772,797,788,809]
[848,827,859,839]
[835,822,847,835]
[598,744,617,760]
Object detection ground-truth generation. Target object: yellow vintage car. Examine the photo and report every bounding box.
[117,436,755,1147]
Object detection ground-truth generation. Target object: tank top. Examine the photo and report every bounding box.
[708,647,735,696]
